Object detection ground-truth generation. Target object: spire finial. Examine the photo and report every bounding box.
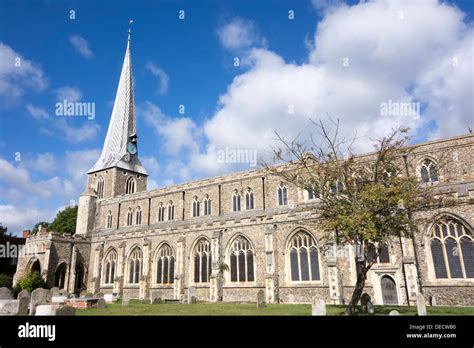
[128,19,134,42]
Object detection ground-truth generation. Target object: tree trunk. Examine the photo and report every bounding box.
[346,261,368,315]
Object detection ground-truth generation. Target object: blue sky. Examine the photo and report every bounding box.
[0,0,473,234]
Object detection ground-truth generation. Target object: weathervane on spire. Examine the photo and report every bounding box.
[128,19,134,42]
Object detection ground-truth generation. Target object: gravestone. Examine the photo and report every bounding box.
[52,296,68,304]
[94,292,104,299]
[429,295,437,306]
[17,290,31,302]
[122,298,129,306]
[29,288,52,315]
[84,292,93,298]
[256,290,266,308]
[288,294,295,304]
[0,297,29,315]
[389,310,400,316]
[151,297,162,304]
[0,287,13,300]
[104,293,117,303]
[188,287,197,304]
[35,304,76,316]
[50,287,60,297]
[367,301,374,314]
[97,299,106,308]
[311,298,326,316]
[416,293,426,316]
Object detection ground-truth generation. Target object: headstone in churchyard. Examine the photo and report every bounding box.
[0,287,13,300]
[17,296,29,315]
[17,290,31,302]
[84,292,93,298]
[188,287,197,304]
[367,301,374,314]
[389,310,400,316]
[416,293,426,316]
[97,299,106,308]
[429,295,437,306]
[122,298,129,306]
[151,297,162,304]
[29,288,52,315]
[288,294,295,304]
[257,290,266,308]
[311,298,326,316]
[35,304,75,316]
[0,297,29,315]
[50,287,60,297]
[94,292,104,299]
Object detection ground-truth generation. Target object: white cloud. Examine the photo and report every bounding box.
[41,119,100,144]
[0,205,52,235]
[26,104,49,120]
[217,18,267,51]
[70,34,94,59]
[55,86,82,102]
[141,156,160,176]
[145,63,169,95]
[64,149,101,185]
[23,152,56,175]
[0,42,47,101]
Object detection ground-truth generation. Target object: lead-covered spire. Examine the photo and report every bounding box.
[89,26,147,175]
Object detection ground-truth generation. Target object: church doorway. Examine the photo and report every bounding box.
[74,262,85,293]
[29,259,41,274]
[380,275,398,305]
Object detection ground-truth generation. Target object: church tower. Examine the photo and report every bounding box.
[75,28,148,235]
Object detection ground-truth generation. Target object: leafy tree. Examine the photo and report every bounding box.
[49,206,78,235]
[15,271,46,292]
[31,222,50,235]
[0,225,7,236]
[265,119,449,315]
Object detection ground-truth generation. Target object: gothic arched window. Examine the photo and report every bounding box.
[135,207,142,225]
[193,238,212,283]
[104,249,117,285]
[192,197,200,217]
[168,201,175,221]
[278,184,288,206]
[156,244,175,284]
[229,236,255,282]
[127,208,133,226]
[430,217,473,279]
[420,159,439,183]
[306,186,320,200]
[157,202,165,222]
[97,176,104,199]
[126,176,136,194]
[367,243,390,264]
[232,190,241,212]
[128,247,142,284]
[204,195,212,215]
[288,231,320,282]
[106,210,113,229]
[245,188,254,210]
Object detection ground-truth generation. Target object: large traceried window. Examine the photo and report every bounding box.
[420,159,439,183]
[128,247,142,284]
[168,201,175,221]
[135,207,142,225]
[127,208,133,226]
[157,202,165,222]
[106,210,113,229]
[192,197,200,217]
[156,244,175,285]
[126,176,136,194]
[203,195,212,216]
[245,188,254,210]
[367,243,390,264]
[97,176,104,199]
[232,190,241,212]
[193,238,212,284]
[229,236,255,282]
[104,249,117,285]
[288,231,320,282]
[278,184,288,206]
[430,217,473,279]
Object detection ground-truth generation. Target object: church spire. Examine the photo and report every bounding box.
[89,23,147,175]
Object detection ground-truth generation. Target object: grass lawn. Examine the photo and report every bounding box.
[77,300,474,316]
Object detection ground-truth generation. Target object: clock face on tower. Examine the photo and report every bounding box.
[127,142,137,155]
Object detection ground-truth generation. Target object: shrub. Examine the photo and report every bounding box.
[16,271,46,292]
[0,273,12,288]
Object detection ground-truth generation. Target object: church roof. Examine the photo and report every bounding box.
[88,31,147,175]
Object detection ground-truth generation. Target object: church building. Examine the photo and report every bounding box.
[14,32,474,307]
